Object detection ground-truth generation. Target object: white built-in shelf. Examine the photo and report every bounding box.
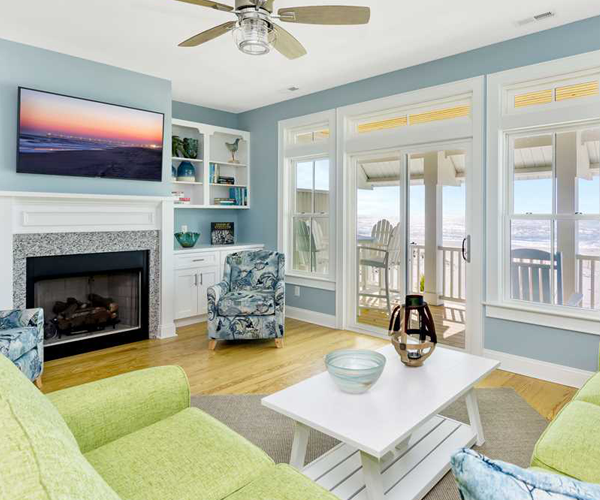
[210,161,247,167]
[175,204,249,210]
[172,118,250,210]
[172,157,203,162]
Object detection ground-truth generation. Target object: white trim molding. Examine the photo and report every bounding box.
[336,76,486,355]
[278,109,337,284]
[285,306,337,329]
[484,348,594,388]
[0,191,176,340]
[286,274,336,291]
[486,49,600,333]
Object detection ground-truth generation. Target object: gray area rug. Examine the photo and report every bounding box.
[192,388,547,499]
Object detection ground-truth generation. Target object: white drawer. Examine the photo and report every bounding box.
[175,252,218,270]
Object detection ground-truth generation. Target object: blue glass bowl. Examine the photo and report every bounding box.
[175,232,200,248]
[325,349,386,394]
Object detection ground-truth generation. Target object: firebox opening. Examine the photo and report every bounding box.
[35,271,141,346]
[26,250,150,359]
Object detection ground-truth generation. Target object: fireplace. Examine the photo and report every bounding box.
[26,250,149,360]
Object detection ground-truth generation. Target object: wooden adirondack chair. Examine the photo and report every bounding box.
[511,248,583,307]
[358,224,403,314]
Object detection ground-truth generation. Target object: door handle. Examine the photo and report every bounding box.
[461,235,471,263]
[194,274,198,286]
[200,273,203,286]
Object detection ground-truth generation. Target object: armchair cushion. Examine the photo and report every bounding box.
[229,250,282,291]
[86,407,273,500]
[0,327,40,361]
[218,290,276,316]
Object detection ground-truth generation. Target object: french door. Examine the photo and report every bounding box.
[348,140,473,351]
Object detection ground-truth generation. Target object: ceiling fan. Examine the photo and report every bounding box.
[176,0,370,59]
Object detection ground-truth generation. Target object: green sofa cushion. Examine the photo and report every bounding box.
[226,463,338,500]
[0,354,121,500]
[532,400,600,483]
[86,407,274,500]
[48,365,190,453]
[574,371,600,407]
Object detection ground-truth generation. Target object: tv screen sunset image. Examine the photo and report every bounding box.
[18,88,164,181]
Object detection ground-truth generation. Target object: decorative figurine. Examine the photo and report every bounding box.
[388,295,437,367]
[225,138,241,164]
[183,138,199,159]
[172,135,185,158]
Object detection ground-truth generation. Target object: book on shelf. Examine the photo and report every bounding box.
[217,176,235,185]
[211,222,235,245]
[209,163,221,184]
[229,187,248,206]
[214,198,236,205]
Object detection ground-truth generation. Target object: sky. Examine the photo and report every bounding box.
[19,88,163,146]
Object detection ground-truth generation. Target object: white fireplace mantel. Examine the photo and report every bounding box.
[0,191,176,339]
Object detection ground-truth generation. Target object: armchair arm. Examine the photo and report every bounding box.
[0,308,43,331]
[208,281,230,314]
[47,365,190,453]
[275,279,285,306]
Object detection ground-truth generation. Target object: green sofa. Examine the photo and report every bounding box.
[530,368,600,482]
[0,354,336,500]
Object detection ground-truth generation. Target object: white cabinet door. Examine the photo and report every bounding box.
[175,269,199,320]
[197,268,218,315]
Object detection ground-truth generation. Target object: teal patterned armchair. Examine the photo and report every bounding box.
[207,250,285,349]
[0,308,44,385]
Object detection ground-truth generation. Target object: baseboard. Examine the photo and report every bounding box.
[285,306,337,329]
[174,315,207,328]
[157,323,177,339]
[484,349,594,388]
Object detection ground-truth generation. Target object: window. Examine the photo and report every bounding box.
[488,51,600,333]
[507,126,600,311]
[279,111,336,285]
[292,158,330,274]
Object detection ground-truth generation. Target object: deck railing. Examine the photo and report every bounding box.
[577,254,600,310]
[409,244,466,303]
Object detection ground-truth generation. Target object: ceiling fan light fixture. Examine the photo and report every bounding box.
[233,17,273,56]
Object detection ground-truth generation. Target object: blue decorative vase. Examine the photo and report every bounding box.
[171,164,177,181]
[177,161,196,182]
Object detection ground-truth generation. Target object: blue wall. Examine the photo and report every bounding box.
[237,16,600,370]
[0,38,172,196]
[172,100,239,130]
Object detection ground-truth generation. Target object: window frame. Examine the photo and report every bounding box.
[487,50,600,335]
[279,110,336,288]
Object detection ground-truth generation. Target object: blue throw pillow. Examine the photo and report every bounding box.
[451,448,600,500]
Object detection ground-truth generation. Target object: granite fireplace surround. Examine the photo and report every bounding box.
[13,230,161,337]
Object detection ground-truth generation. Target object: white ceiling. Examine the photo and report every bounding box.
[1,0,599,113]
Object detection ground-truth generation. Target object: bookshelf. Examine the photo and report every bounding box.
[171,118,250,209]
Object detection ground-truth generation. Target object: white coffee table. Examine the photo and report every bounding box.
[262,344,499,500]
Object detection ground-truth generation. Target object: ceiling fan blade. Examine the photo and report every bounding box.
[178,21,237,47]
[278,5,370,25]
[175,0,233,12]
[272,24,307,59]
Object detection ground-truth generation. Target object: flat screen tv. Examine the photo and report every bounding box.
[17,87,164,182]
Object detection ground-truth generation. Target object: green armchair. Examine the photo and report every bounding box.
[0,353,336,500]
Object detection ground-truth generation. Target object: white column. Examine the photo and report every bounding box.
[555,132,577,304]
[423,152,443,306]
[0,197,14,310]
[159,199,177,339]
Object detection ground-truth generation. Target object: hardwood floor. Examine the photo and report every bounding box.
[42,318,576,421]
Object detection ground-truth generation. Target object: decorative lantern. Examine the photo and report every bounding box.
[389,295,437,367]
